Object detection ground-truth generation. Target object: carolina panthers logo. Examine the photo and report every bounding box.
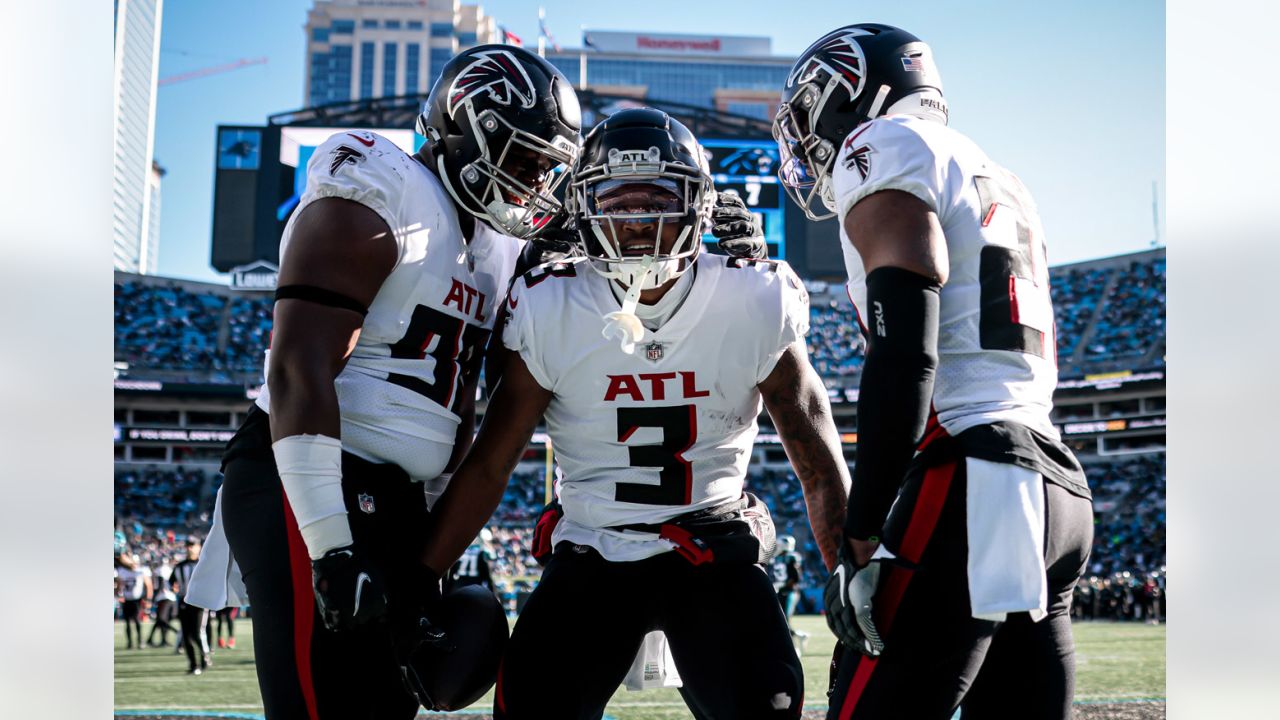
[843,142,873,181]
[787,30,871,100]
[328,145,364,176]
[447,50,537,116]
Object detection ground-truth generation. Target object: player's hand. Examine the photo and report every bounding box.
[824,541,885,656]
[711,190,767,259]
[311,545,388,631]
[529,210,578,257]
[393,565,454,658]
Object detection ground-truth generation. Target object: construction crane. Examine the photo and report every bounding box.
[158,57,268,87]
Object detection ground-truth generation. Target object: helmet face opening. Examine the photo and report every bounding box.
[569,109,714,290]
[449,107,577,238]
[774,96,837,221]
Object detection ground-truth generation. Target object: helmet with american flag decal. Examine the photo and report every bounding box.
[417,44,582,239]
[773,24,946,221]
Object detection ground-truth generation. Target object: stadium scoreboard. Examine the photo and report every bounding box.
[700,138,786,259]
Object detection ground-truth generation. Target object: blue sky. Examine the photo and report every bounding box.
[153,0,1164,282]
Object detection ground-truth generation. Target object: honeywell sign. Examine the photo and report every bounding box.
[584,31,770,57]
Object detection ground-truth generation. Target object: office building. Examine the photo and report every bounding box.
[547,30,793,120]
[304,0,498,107]
[113,0,164,274]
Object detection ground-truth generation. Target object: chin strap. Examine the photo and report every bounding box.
[602,255,655,354]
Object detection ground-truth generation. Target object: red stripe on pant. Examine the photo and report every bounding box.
[494,656,506,714]
[836,459,959,720]
[282,499,321,720]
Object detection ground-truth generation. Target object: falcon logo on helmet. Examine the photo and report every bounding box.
[419,44,581,240]
[786,32,869,100]
[773,24,946,221]
[447,50,537,116]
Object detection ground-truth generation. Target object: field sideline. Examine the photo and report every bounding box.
[114,616,1165,719]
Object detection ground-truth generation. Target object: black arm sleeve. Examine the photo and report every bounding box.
[844,266,941,541]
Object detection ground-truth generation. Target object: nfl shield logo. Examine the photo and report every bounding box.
[358,493,376,514]
[645,341,664,362]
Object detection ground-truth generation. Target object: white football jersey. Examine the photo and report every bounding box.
[503,254,810,561]
[257,130,523,481]
[832,115,1059,438]
[117,566,150,601]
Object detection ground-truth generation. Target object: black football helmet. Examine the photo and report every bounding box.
[417,44,582,239]
[773,24,947,220]
[399,584,509,711]
[568,107,714,290]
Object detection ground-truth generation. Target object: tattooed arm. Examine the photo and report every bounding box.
[420,349,552,575]
[758,341,851,571]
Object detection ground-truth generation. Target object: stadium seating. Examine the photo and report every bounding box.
[113,251,1166,616]
[115,250,1166,384]
[807,294,866,378]
[115,281,227,373]
[115,277,272,382]
[115,465,217,532]
[112,451,1165,617]
[1050,265,1113,361]
[1083,454,1166,576]
[1082,257,1166,365]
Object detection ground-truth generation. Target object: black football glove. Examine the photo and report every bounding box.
[710,190,767,259]
[311,545,388,631]
[529,210,578,258]
[392,565,454,660]
[513,213,578,278]
[823,542,884,657]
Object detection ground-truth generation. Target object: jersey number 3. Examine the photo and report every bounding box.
[974,173,1055,362]
[615,405,697,506]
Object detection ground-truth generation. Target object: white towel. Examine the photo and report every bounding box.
[185,487,248,611]
[965,458,1048,622]
[623,630,683,690]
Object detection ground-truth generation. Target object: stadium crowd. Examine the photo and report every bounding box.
[1072,570,1164,623]
[1084,455,1166,576]
[114,452,1166,620]
[115,252,1166,622]
[1083,257,1167,365]
[115,252,1167,388]
[114,278,273,381]
[115,466,213,533]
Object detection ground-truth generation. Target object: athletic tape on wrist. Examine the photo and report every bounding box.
[272,434,352,559]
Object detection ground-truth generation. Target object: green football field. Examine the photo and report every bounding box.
[113,616,1165,719]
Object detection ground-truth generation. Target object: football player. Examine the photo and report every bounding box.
[173,540,211,675]
[771,535,809,652]
[419,108,851,719]
[445,528,496,593]
[773,24,1094,720]
[206,45,581,719]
